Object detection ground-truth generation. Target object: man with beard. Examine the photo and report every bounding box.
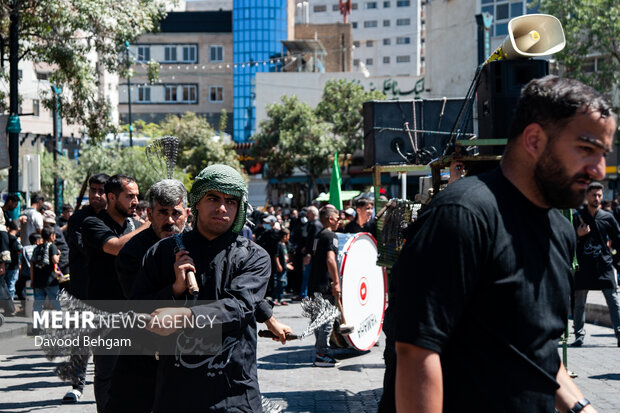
[395,76,615,413]
[61,173,109,404]
[571,182,620,348]
[132,165,271,412]
[81,174,150,413]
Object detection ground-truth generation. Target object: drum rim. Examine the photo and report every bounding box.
[339,232,387,351]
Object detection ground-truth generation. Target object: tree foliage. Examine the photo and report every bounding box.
[0,0,168,140]
[315,79,386,154]
[251,80,385,195]
[537,0,620,105]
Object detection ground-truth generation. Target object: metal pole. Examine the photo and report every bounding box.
[52,85,62,215]
[125,41,133,147]
[7,0,20,194]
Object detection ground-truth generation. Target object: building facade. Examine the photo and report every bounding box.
[119,11,234,132]
[299,0,423,77]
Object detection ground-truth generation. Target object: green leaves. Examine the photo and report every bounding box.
[0,0,167,141]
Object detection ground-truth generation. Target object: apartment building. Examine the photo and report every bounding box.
[299,0,423,77]
[119,11,233,132]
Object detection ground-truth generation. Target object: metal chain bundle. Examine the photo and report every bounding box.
[145,135,179,179]
[298,293,340,340]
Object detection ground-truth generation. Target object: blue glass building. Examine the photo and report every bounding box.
[233,0,289,142]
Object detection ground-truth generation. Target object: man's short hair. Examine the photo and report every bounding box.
[307,206,319,218]
[5,194,19,204]
[89,173,110,186]
[104,174,136,198]
[355,198,374,209]
[509,75,616,142]
[61,203,73,212]
[587,182,604,193]
[41,226,54,241]
[148,179,187,209]
[31,194,44,205]
[319,204,338,226]
[29,233,42,245]
[7,220,19,231]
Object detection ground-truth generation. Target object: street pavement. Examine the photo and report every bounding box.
[1,293,619,412]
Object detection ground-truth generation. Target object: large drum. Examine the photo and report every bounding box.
[336,232,387,350]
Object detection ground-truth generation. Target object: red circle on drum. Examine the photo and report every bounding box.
[359,277,368,305]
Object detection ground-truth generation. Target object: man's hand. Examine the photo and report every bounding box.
[264,316,294,344]
[331,282,341,297]
[172,250,195,296]
[146,307,193,336]
[577,222,590,237]
[303,254,311,266]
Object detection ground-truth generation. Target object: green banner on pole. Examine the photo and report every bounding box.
[329,152,343,209]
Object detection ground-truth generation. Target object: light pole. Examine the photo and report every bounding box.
[125,40,133,147]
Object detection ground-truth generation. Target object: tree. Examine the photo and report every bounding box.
[252,95,332,198]
[315,79,386,154]
[537,0,620,105]
[159,112,242,179]
[0,0,168,140]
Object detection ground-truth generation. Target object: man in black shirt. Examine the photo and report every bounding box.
[344,197,376,236]
[309,204,342,367]
[572,182,620,347]
[132,164,271,412]
[82,174,149,413]
[62,173,109,404]
[300,206,322,298]
[395,76,616,413]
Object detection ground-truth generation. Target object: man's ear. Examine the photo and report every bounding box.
[146,207,153,222]
[520,123,548,160]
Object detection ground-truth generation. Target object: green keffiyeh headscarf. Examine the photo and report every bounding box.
[189,164,248,233]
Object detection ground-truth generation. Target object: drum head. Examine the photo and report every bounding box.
[339,233,386,350]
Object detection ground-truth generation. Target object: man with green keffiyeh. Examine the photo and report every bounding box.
[132,164,271,412]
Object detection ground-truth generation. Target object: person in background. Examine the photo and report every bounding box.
[30,227,61,317]
[58,203,74,232]
[19,194,44,247]
[273,228,293,306]
[3,193,20,224]
[5,220,22,300]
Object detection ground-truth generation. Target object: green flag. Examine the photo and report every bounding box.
[329,152,343,209]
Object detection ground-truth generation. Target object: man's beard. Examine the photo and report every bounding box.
[114,202,134,218]
[534,146,589,209]
[161,223,184,234]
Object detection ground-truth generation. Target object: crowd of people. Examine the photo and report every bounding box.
[0,74,618,413]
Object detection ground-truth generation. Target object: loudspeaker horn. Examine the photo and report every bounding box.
[486,14,565,63]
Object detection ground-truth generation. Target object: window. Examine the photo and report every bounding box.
[396,0,410,6]
[313,5,326,12]
[182,45,197,63]
[36,72,48,81]
[210,86,224,102]
[383,19,390,26]
[182,85,197,103]
[396,36,410,44]
[352,22,358,28]
[366,2,377,8]
[210,45,224,62]
[364,20,378,28]
[33,99,40,117]
[165,86,177,102]
[496,3,509,20]
[365,58,373,65]
[164,46,177,62]
[396,18,410,26]
[396,55,410,63]
[366,40,374,47]
[353,41,361,47]
[383,1,390,7]
[137,86,151,102]
[383,56,390,64]
[353,58,360,67]
[352,3,358,9]
[333,4,340,11]
[383,38,391,45]
[137,46,150,62]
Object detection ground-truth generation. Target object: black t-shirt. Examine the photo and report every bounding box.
[305,219,323,255]
[394,168,574,412]
[53,224,70,274]
[115,226,160,299]
[344,218,376,237]
[82,211,141,301]
[7,233,22,271]
[32,243,59,289]
[275,242,287,276]
[309,228,339,296]
[66,205,98,299]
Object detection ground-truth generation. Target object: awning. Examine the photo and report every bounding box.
[315,190,361,202]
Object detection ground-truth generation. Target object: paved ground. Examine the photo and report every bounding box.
[1,293,619,412]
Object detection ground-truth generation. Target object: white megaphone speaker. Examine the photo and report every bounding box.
[485,14,565,63]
